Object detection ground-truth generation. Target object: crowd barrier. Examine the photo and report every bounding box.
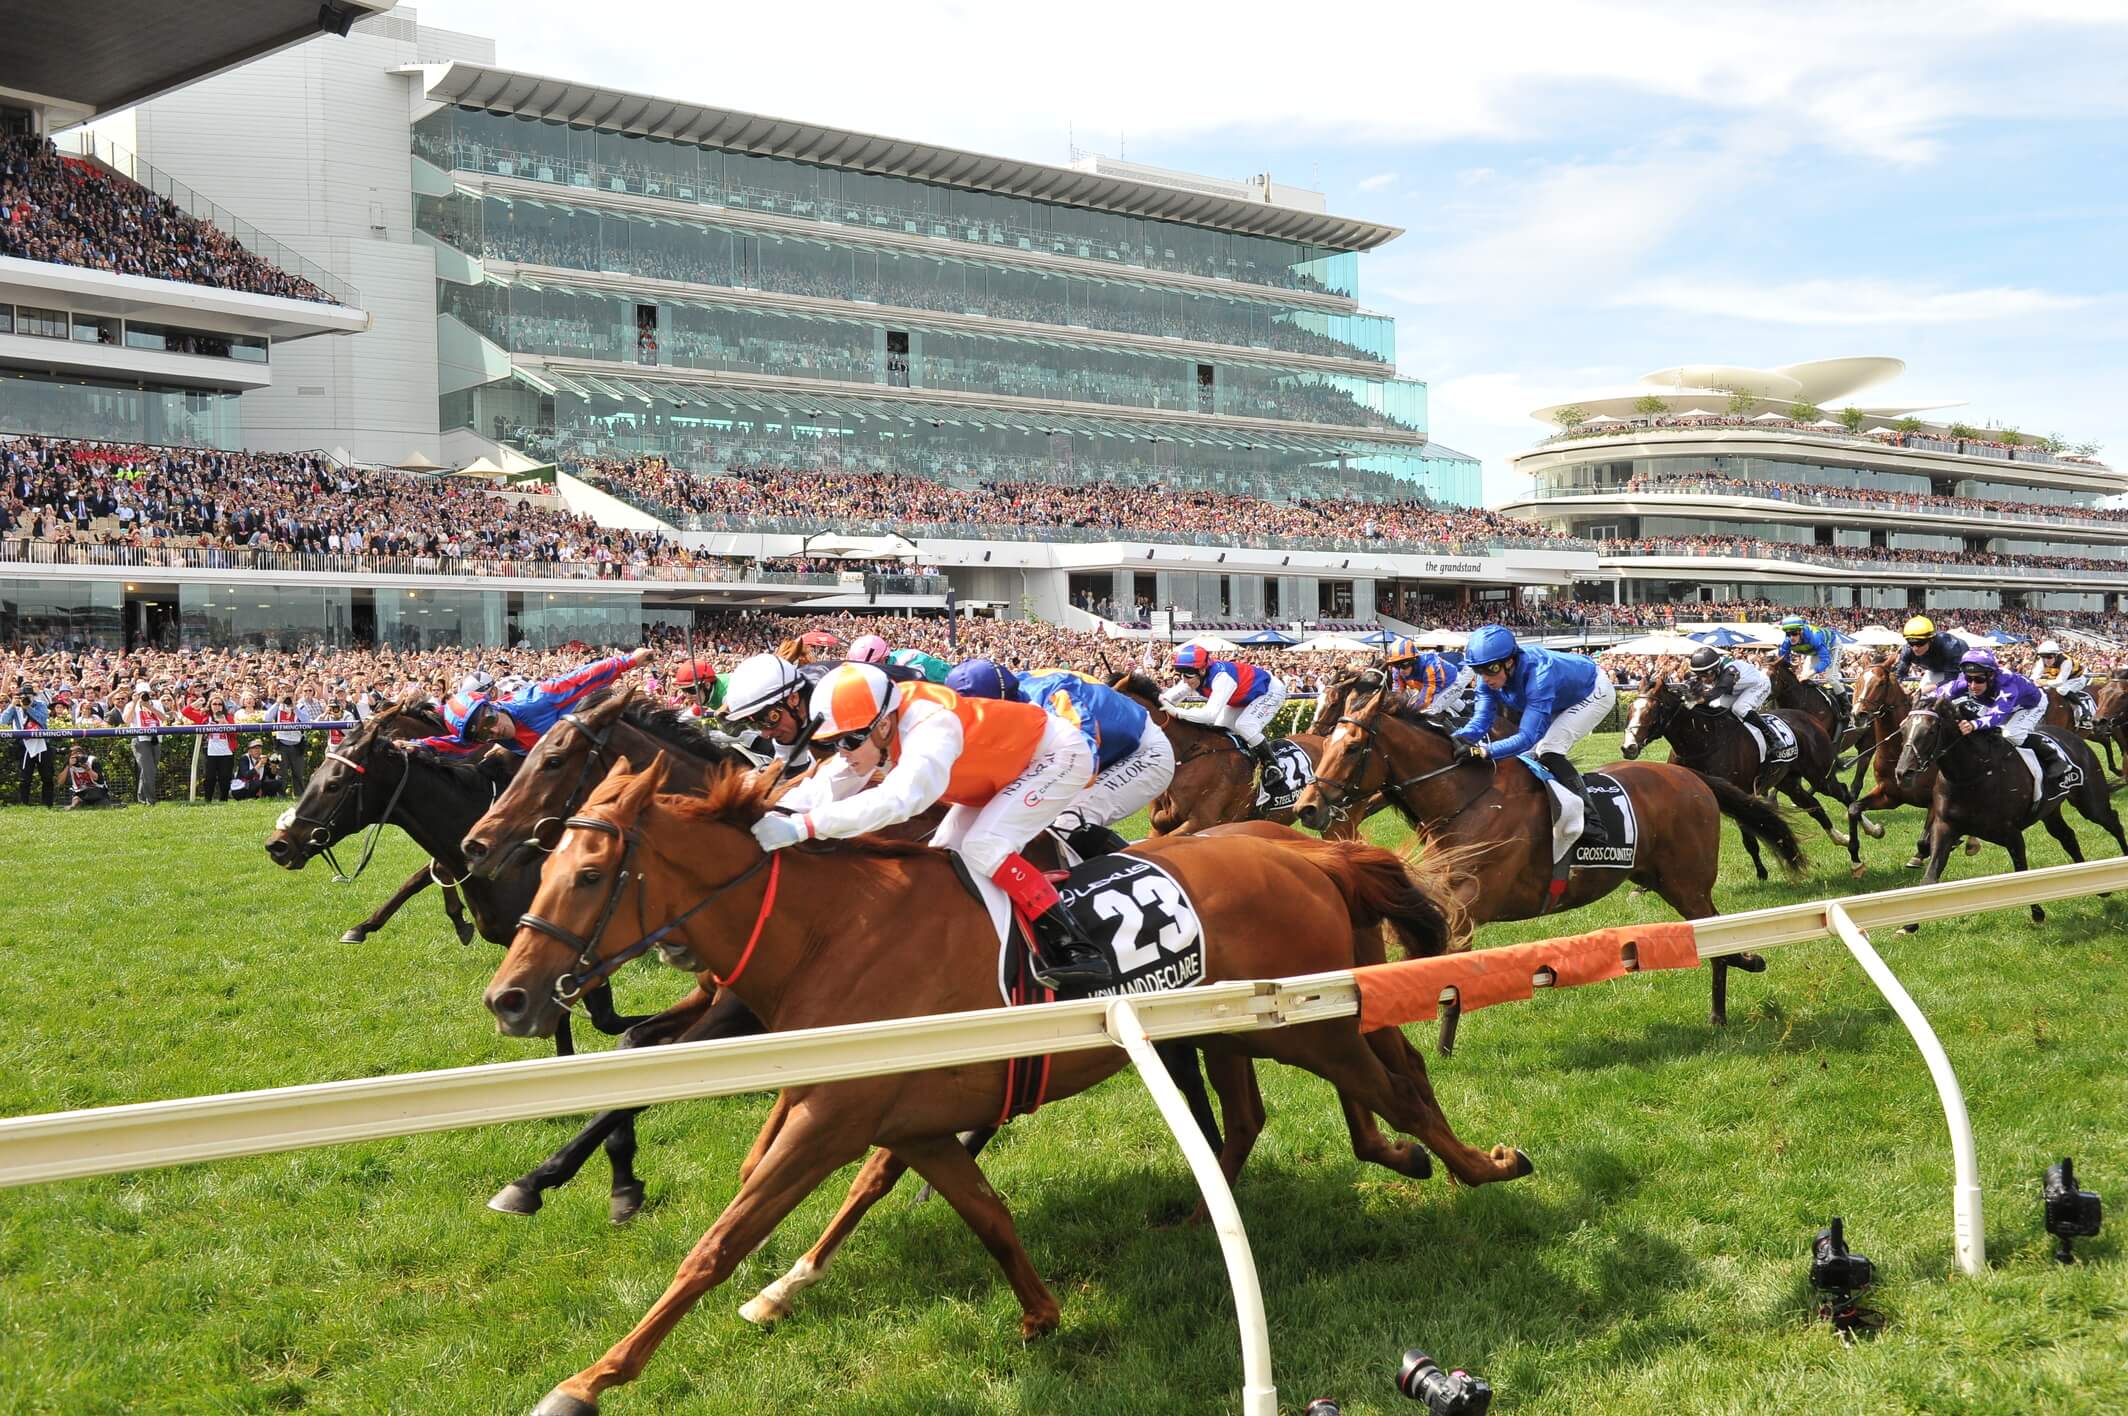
[4,855,2123,1411]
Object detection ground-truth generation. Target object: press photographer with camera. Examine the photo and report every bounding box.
[229,739,286,800]
[120,681,166,805]
[62,746,114,810]
[2,685,55,808]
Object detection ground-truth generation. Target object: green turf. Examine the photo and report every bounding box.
[2,734,2125,1415]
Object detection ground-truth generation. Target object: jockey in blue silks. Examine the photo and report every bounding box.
[1453,624,1616,846]
[1934,646,2071,795]
[408,648,652,755]
[1776,612,1851,722]
[946,658,1174,857]
[1382,637,1476,722]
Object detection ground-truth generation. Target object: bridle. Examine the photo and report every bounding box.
[521,709,622,857]
[286,739,413,884]
[516,811,780,1007]
[1309,706,1491,831]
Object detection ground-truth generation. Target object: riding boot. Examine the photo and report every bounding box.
[1248,737,1285,797]
[1540,752,1608,848]
[2033,738,2073,798]
[1065,820,1132,859]
[991,853,1116,991]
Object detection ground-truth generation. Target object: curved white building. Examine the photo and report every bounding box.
[1500,358,2125,615]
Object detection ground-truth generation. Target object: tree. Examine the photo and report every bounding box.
[2074,440,2104,458]
[1722,386,1756,416]
[1948,422,1979,441]
[1839,406,1867,432]
[1553,404,1589,430]
[2000,427,2026,447]
[2039,432,2067,454]
[1633,394,1669,419]
[1789,400,1823,424]
[1894,416,1924,435]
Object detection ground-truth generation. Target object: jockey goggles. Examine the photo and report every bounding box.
[1472,657,1512,676]
[825,718,883,753]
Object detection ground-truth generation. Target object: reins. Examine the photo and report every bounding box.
[293,745,414,884]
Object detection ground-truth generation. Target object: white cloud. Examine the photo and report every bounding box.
[1612,278,2095,326]
[1356,171,1398,192]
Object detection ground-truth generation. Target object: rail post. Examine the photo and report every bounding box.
[1825,902,1985,1275]
[1105,998,1277,1416]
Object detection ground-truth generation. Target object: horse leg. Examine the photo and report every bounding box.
[740,1092,793,1187]
[1738,827,1767,882]
[439,880,475,946]
[1343,1029,1433,1180]
[740,1147,908,1325]
[489,989,735,1221]
[1156,1040,1224,1151]
[1248,1019,1528,1187]
[2004,829,2043,923]
[1900,819,1961,933]
[1172,1045,1273,1226]
[531,1094,875,1415]
[1785,781,1845,847]
[342,864,432,945]
[580,979,652,1037]
[894,1133,1063,1340]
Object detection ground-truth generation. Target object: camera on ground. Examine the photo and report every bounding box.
[1398,1348,1492,1416]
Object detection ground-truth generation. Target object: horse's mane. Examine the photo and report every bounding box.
[1112,671,1164,702]
[613,694,743,761]
[1374,688,1454,736]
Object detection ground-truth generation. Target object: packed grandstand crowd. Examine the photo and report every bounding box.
[574,457,1572,551]
[1618,474,2128,525]
[1617,534,2128,576]
[1548,412,2102,466]
[0,134,331,303]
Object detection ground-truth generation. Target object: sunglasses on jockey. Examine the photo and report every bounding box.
[826,718,884,754]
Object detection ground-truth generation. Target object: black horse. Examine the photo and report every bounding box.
[1894,700,2126,928]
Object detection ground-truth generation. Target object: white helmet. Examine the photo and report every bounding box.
[494,674,530,699]
[2037,640,2064,656]
[458,669,495,697]
[723,652,806,720]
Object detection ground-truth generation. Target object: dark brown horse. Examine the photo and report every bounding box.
[1767,655,1854,751]
[2094,673,2128,775]
[1840,659,1943,877]
[2041,686,2121,775]
[1893,700,2125,928]
[1109,672,1355,838]
[1293,686,1799,1024]
[1619,672,1857,870]
[490,756,1521,1416]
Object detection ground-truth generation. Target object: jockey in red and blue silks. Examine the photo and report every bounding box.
[409,648,652,755]
[946,659,1175,856]
[1162,642,1290,785]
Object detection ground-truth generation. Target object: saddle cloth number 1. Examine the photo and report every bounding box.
[1091,873,1198,973]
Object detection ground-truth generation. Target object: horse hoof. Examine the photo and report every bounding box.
[339,929,366,945]
[487,1183,543,1216]
[1965,838,1984,857]
[1021,1310,1061,1342]
[1862,818,1885,839]
[1509,1148,1534,1179]
[738,1294,789,1326]
[455,926,477,946]
[531,1390,597,1416]
[609,1184,645,1226]
[1902,856,1926,870]
[1849,863,1867,881]
[1830,831,1851,848]
[2031,905,2046,924]
[1900,922,1920,935]
[1732,953,1768,974]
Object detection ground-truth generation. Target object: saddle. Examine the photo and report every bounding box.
[2015,731,2083,811]
[1517,756,1637,906]
[1740,712,1798,766]
[1250,737,1314,811]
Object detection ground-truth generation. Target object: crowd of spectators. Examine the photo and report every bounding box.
[1616,534,2128,577]
[1,134,331,303]
[1616,474,2128,526]
[0,437,740,575]
[1546,411,2103,469]
[574,457,1576,553]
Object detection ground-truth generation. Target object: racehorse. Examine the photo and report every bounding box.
[1767,655,1854,751]
[491,756,1523,1416]
[2093,673,2128,776]
[2041,687,2121,776]
[1293,685,1801,1025]
[1839,660,1945,878]
[1619,673,1859,867]
[1893,699,2125,926]
[1109,672,1353,837]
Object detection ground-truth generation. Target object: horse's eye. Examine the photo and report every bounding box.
[323,778,342,792]
[542,755,564,771]
[577,868,602,887]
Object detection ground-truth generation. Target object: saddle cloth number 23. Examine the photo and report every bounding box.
[1090,873,1199,973]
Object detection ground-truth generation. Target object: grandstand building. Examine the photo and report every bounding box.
[1499,358,2127,616]
[5,5,1603,650]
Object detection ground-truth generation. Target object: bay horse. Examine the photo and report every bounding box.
[1109,672,1355,838]
[2040,687,2120,776]
[1893,700,2125,927]
[1619,673,1858,869]
[1767,655,1854,751]
[2094,673,2128,776]
[490,757,1523,1416]
[1293,686,1800,1024]
[1840,659,1945,877]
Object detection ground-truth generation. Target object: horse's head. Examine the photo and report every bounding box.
[1294,685,1460,831]
[1307,670,1379,736]
[462,684,635,879]
[487,755,669,1038]
[262,695,428,869]
[1894,699,1952,788]
[1620,672,1682,760]
[2096,676,2128,727]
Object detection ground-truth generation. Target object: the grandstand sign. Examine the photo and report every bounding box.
[1421,558,1489,576]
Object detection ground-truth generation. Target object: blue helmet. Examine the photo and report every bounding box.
[1464,625,1518,669]
[944,658,1023,702]
[440,691,493,740]
[1174,643,1212,673]
[1779,614,1808,634]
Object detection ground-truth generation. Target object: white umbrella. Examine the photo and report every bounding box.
[1852,625,1906,647]
[1750,411,1791,424]
[1581,413,1626,425]
[1809,418,1848,430]
[800,531,919,559]
[1863,426,1898,438]
[1296,635,1375,653]
[1183,635,1242,654]
[1674,407,1719,419]
[1602,634,1707,656]
[1406,629,1467,649]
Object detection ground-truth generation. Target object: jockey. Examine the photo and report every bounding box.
[2032,640,2095,724]
[945,658,1175,858]
[408,648,651,755]
[1383,637,1476,722]
[1161,643,1290,789]
[718,651,839,777]
[1894,616,1970,692]
[1936,647,2071,794]
[1453,624,1615,847]
[754,663,1114,990]
[886,646,953,683]
[848,633,949,683]
[1684,645,1780,746]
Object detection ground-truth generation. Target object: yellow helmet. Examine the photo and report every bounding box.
[1902,615,1936,643]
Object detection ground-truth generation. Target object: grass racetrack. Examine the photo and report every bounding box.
[3,730,2125,1414]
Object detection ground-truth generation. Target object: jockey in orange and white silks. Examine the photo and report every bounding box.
[750,662,1115,989]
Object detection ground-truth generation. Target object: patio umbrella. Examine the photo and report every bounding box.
[799,629,843,649]
[1237,629,1299,646]
[1851,625,1905,647]
[1602,633,1708,656]
[1749,411,1791,423]
[1674,408,1719,419]
[1296,636,1374,653]
[1689,627,1758,647]
[1358,628,1401,646]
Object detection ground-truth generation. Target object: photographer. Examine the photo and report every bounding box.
[61,746,115,810]
[262,681,316,795]
[120,681,166,805]
[229,739,286,799]
[2,686,56,808]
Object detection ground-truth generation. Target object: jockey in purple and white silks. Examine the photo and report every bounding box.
[1933,647,2072,795]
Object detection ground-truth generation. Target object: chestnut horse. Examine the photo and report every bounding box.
[491,757,1522,1416]
[1293,686,1799,1024]
[1619,672,1858,869]
[2094,674,2128,776]
[1108,672,1354,837]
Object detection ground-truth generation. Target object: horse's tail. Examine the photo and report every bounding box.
[1273,835,1469,958]
[1701,774,1806,873]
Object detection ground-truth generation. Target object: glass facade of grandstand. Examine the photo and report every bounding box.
[0,370,244,449]
[414,109,1477,508]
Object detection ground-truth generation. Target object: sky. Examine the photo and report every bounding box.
[419,0,2128,506]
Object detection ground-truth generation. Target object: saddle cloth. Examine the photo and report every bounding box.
[1743,715,1799,765]
[1245,736,1315,812]
[994,851,1209,1005]
[2013,732,2083,811]
[1519,757,1638,870]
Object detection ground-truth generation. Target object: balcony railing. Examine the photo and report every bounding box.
[1605,538,2128,583]
[1521,480,2128,533]
[1536,419,2109,472]
[50,131,361,309]
[0,539,848,585]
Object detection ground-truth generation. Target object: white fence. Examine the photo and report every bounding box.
[6,855,2126,1414]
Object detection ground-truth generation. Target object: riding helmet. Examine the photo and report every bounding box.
[2037,640,2064,657]
[1174,643,1212,673]
[1687,645,1726,673]
[722,652,806,720]
[1959,647,2000,678]
[1779,614,1808,633]
[1383,635,1418,665]
[846,634,891,665]
[1903,615,1937,643]
[944,658,1024,702]
[1464,624,1519,668]
[811,662,897,738]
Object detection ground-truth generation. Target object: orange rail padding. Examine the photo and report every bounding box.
[1353,922,1700,1031]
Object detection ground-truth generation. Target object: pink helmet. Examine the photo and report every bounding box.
[847,634,890,665]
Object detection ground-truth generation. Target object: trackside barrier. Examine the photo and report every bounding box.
[5,855,2127,1411]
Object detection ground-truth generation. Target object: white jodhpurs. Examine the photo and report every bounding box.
[932,714,1094,878]
[1065,723,1174,827]
[1531,673,1617,758]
